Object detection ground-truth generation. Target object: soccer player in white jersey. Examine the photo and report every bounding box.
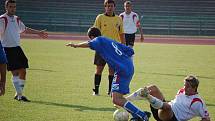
[0,0,48,101]
[119,1,144,47]
[126,75,210,121]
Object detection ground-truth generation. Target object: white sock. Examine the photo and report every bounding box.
[19,79,25,92]
[126,92,144,101]
[147,95,163,109]
[126,88,145,101]
[12,76,22,96]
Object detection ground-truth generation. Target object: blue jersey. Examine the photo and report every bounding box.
[89,36,134,76]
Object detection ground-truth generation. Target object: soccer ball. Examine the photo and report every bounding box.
[113,109,129,121]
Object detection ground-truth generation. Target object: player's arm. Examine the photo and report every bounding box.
[119,18,125,44]
[120,33,125,44]
[24,27,48,39]
[0,19,4,34]
[66,41,90,48]
[138,24,144,42]
[192,101,210,121]
[136,20,144,42]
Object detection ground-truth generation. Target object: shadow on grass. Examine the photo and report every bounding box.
[29,68,56,72]
[140,72,215,80]
[31,100,115,112]
[206,103,215,107]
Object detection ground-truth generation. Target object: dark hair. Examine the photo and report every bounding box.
[184,75,199,91]
[124,1,132,5]
[87,27,101,38]
[5,0,16,7]
[104,0,116,7]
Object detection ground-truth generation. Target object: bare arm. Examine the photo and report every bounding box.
[138,25,144,42]
[25,27,48,38]
[120,33,125,44]
[66,41,90,48]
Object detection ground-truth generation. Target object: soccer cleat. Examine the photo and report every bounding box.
[14,95,18,100]
[130,117,139,121]
[92,89,99,96]
[20,96,31,102]
[129,111,151,121]
[138,87,149,98]
[14,95,30,102]
[145,111,151,118]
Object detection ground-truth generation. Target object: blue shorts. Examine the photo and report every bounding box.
[0,42,7,64]
[111,70,134,95]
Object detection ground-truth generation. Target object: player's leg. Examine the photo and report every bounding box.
[93,52,105,95]
[5,46,30,101]
[11,70,22,99]
[108,67,114,95]
[17,68,26,91]
[0,64,7,96]
[125,33,135,48]
[112,73,150,121]
[0,43,7,96]
[142,85,174,121]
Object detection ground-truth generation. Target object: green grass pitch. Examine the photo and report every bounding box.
[0,39,214,121]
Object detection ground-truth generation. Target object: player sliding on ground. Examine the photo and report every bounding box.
[126,75,210,121]
[66,27,150,121]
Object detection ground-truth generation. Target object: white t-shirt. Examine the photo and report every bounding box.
[0,14,26,47]
[119,11,140,34]
[169,88,210,121]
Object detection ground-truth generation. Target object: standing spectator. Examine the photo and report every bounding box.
[0,0,48,101]
[93,0,125,95]
[120,1,144,47]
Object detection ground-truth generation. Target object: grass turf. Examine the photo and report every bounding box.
[0,39,214,121]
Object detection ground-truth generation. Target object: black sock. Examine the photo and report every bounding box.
[94,74,101,94]
[108,75,114,93]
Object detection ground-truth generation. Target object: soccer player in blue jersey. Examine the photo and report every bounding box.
[0,42,7,96]
[66,27,150,121]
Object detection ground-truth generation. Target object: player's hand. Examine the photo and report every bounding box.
[66,42,77,48]
[38,29,48,39]
[140,36,144,42]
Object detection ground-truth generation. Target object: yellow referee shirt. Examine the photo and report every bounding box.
[94,13,124,42]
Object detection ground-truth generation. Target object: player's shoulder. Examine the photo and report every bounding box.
[96,13,105,18]
[176,88,185,95]
[0,13,7,19]
[119,12,125,16]
[114,14,123,20]
[131,11,138,15]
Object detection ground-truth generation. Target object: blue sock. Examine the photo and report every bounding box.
[123,101,147,120]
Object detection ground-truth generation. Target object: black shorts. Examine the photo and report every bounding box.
[171,113,178,121]
[150,104,178,121]
[125,33,135,46]
[4,46,29,71]
[94,52,106,66]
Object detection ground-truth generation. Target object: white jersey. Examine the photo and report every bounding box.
[169,88,210,121]
[0,13,26,47]
[119,11,140,34]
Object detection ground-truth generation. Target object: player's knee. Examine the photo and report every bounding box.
[147,85,160,95]
[96,66,104,74]
[112,97,120,106]
[112,95,124,107]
